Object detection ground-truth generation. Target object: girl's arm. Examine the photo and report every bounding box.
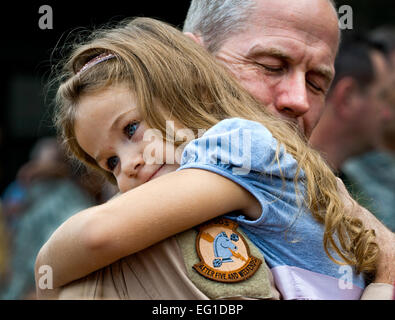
[35,168,260,289]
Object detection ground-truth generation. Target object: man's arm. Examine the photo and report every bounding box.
[336,178,395,284]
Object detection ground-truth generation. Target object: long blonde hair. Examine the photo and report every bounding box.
[52,17,378,274]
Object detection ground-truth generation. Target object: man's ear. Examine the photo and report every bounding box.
[184,32,204,46]
[330,77,360,119]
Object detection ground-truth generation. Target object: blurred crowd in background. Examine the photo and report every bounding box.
[0,1,394,299]
[0,137,118,298]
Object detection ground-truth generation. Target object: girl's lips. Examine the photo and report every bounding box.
[147,164,165,182]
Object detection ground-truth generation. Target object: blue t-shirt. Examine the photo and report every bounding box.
[178,118,365,300]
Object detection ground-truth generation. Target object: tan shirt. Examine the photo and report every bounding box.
[37,180,395,300]
[44,231,280,300]
[37,232,394,300]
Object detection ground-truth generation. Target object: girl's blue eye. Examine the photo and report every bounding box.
[107,156,119,171]
[124,122,139,139]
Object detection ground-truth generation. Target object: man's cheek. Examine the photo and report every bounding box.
[247,81,273,106]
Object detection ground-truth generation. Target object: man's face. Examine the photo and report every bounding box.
[214,0,340,138]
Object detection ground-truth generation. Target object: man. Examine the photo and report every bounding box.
[183,0,394,296]
[184,0,338,139]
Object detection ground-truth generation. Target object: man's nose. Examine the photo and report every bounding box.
[275,74,310,117]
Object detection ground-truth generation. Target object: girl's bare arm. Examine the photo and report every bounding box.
[35,169,260,290]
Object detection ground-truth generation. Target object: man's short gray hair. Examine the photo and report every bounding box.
[183,0,338,53]
[183,0,257,53]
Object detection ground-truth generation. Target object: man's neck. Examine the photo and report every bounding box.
[310,123,370,172]
[311,138,349,171]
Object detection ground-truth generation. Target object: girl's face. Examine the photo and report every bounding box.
[74,84,180,193]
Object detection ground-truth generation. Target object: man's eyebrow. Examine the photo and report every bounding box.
[312,66,334,85]
[247,45,291,60]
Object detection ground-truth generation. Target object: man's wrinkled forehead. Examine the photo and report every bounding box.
[252,0,339,18]
[250,0,340,51]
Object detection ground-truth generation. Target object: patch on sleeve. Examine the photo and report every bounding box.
[193,218,262,283]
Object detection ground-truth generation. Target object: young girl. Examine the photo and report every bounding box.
[36,17,378,299]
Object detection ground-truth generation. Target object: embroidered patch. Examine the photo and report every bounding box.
[193,218,262,283]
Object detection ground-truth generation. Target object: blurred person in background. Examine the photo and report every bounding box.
[0,203,6,267]
[0,137,109,299]
[369,25,395,69]
[378,76,395,152]
[341,70,395,232]
[0,199,9,289]
[1,170,27,235]
[340,27,395,232]
[310,32,395,232]
[368,26,395,152]
[0,127,10,288]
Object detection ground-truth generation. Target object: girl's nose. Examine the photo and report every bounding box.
[121,154,144,178]
[117,154,145,193]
